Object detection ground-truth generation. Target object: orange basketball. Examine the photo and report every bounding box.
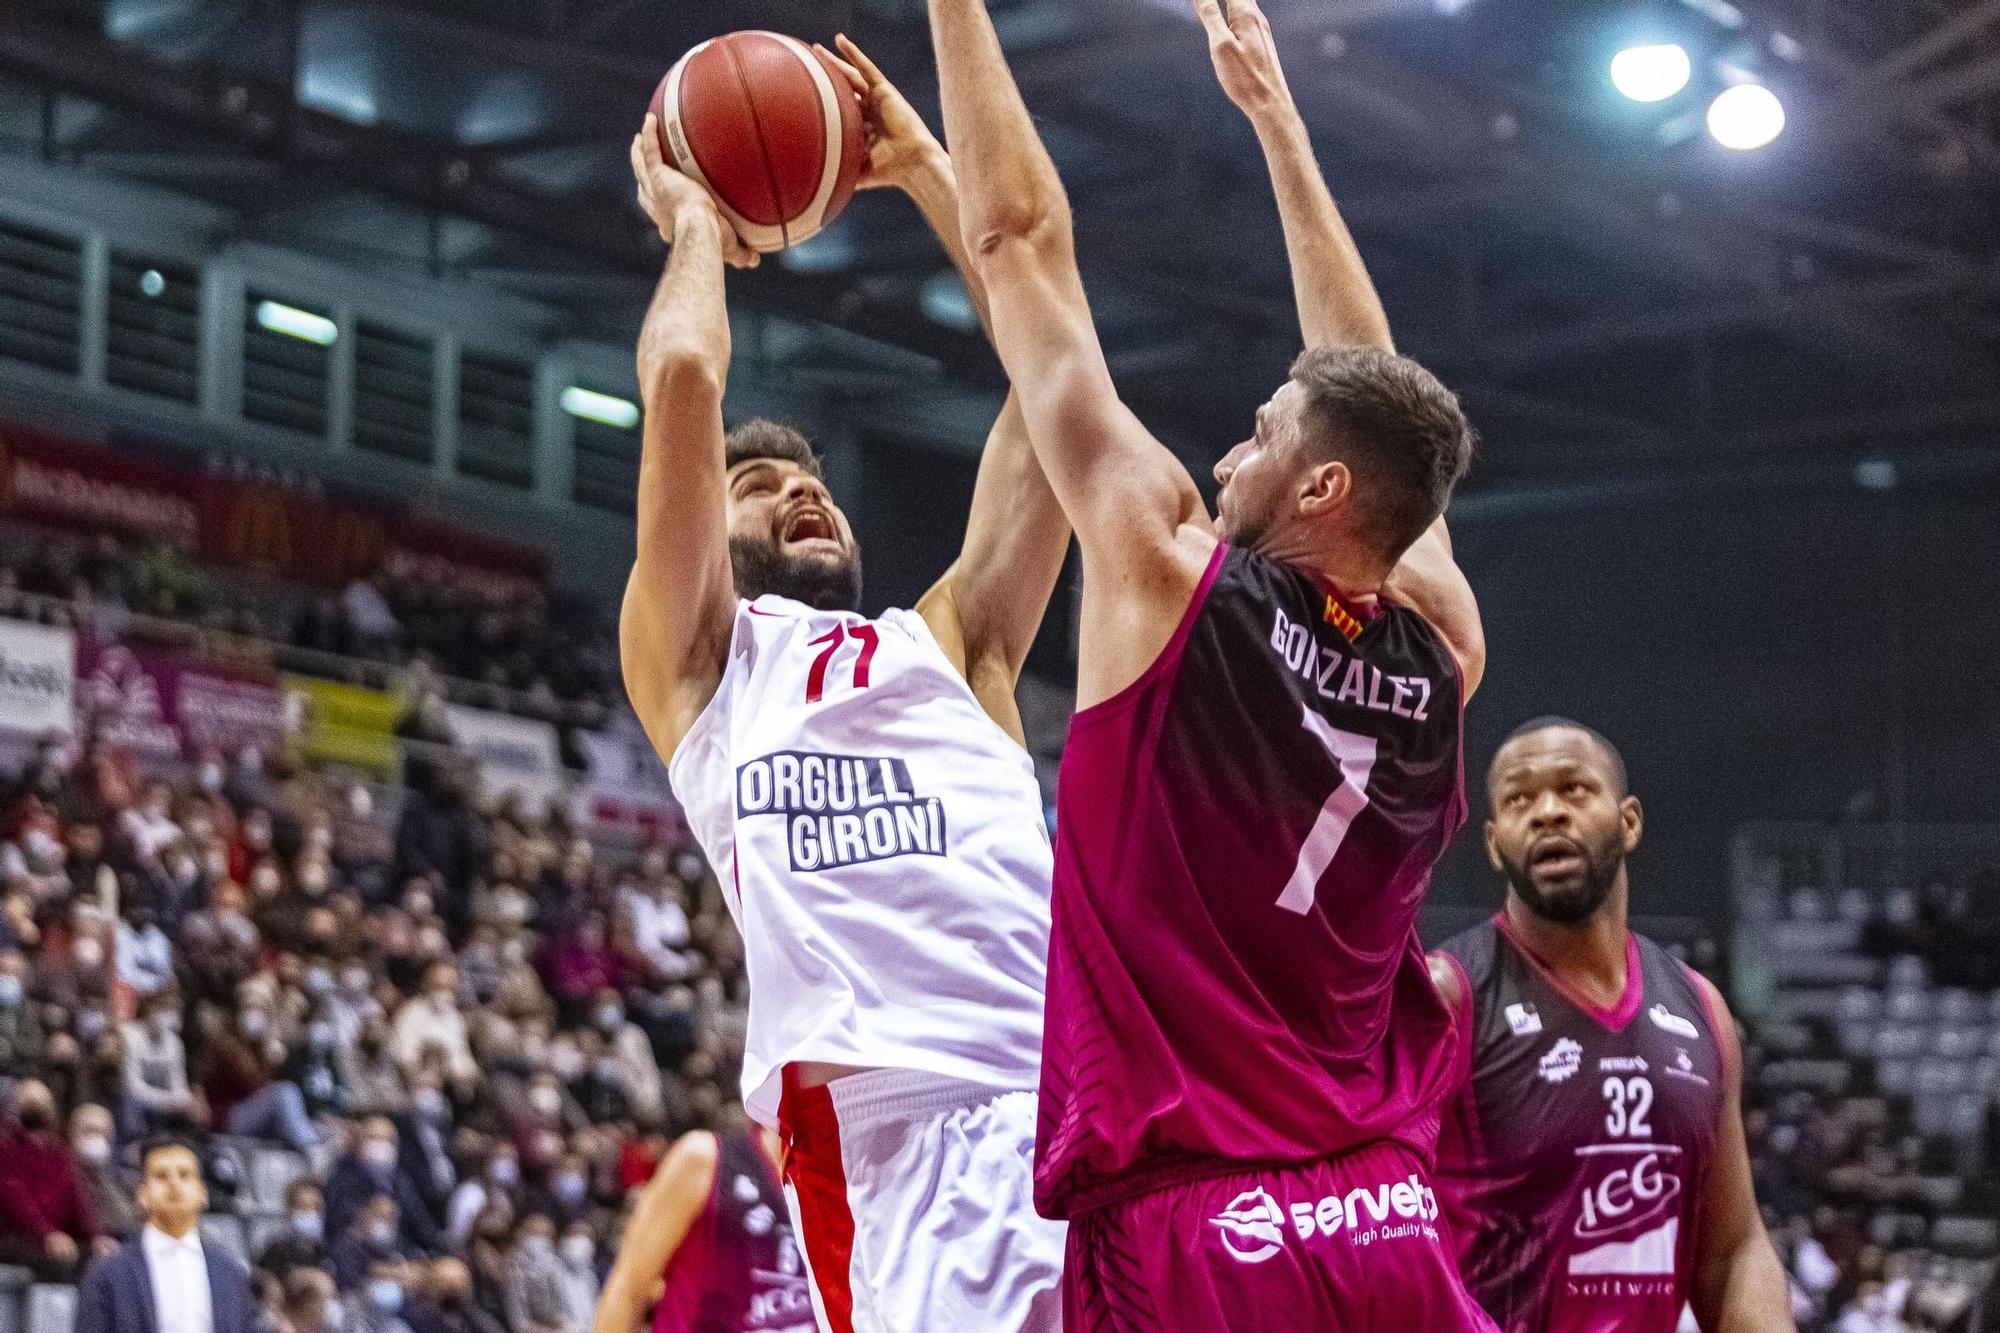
[651,32,868,254]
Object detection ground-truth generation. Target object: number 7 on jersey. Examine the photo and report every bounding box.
[1276,708,1379,914]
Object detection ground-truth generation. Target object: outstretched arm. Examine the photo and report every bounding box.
[928,0,1213,707]
[819,38,1068,741]
[1196,0,1391,353]
[592,1132,720,1333]
[1202,0,1483,695]
[618,122,758,763]
[1688,974,1797,1332]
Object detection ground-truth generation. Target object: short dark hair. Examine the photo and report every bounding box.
[1289,346,1474,559]
[1493,716,1629,797]
[724,419,820,478]
[139,1135,202,1174]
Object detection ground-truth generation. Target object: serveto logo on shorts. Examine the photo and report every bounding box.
[1209,1175,1441,1264]
[1209,1188,1287,1264]
[736,750,948,872]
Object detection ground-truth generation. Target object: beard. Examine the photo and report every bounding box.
[1501,839,1621,925]
[729,536,863,612]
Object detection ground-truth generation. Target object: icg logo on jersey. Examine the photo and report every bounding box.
[736,751,948,872]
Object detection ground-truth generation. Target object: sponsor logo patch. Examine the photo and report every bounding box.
[1506,1002,1543,1036]
[1539,1036,1584,1084]
[1210,1189,1286,1264]
[1599,1055,1649,1074]
[1648,1004,1700,1039]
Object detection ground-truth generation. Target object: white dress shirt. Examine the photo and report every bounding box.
[142,1224,213,1333]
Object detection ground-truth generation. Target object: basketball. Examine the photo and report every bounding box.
[652,32,867,254]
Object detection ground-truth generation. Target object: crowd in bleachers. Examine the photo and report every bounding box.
[0,709,748,1333]
[1746,880,2000,1331]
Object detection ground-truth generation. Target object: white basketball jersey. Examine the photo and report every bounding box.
[669,594,1053,1128]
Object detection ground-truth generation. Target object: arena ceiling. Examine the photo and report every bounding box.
[4,0,2000,492]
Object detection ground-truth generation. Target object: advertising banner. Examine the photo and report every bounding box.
[445,702,566,810]
[283,675,403,775]
[74,643,291,760]
[0,619,76,737]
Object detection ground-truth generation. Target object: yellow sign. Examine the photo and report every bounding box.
[282,675,402,775]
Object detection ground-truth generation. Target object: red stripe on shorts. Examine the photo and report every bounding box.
[778,1067,857,1333]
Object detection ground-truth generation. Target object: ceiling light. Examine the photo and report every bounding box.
[561,387,640,430]
[255,301,337,346]
[1611,44,1693,103]
[1707,83,1786,150]
[138,269,166,298]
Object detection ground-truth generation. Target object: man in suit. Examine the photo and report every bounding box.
[76,1137,257,1333]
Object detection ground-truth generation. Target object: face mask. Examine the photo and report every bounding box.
[203,850,227,878]
[241,1013,269,1039]
[528,1086,562,1117]
[490,1159,520,1187]
[151,1010,181,1035]
[342,967,371,996]
[308,1022,336,1051]
[675,854,704,882]
[361,1140,398,1171]
[548,1042,582,1080]
[366,1220,397,1251]
[500,939,527,966]
[76,1134,111,1165]
[554,1173,586,1205]
[595,1005,622,1031]
[252,868,281,897]
[407,894,433,919]
[304,967,334,996]
[300,870,329,896]
[307,826,333,853]
[519,1234,552,1260]
[291,1210,323,1241]
[24,829,63,866]
[323,1300,345,1331]
[74,938,104,969]
[415,1089,448,1121]
[197,763,224,793]
[560,1235,594,1268]
[0,976,21,1006]
[366,1279,402,1314]
[348,788,373,819]
[77,1009,107,1040]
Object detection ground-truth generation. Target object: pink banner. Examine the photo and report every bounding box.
[75,642,288,760]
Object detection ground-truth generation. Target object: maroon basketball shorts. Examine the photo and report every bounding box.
[1062,1141,1499,1332]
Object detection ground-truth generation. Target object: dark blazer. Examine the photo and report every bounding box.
[75,1234,255,1333]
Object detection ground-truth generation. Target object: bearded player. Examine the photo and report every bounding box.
[930,0,1494,1325]
[622,37,1066,1333]
[1430,719,1794,1332]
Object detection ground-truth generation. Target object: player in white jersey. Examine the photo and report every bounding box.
[622,38,1067,1333]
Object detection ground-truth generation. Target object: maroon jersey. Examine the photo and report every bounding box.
[1434,918,1729,1333]
[1037,542,1468,1218]
[652,1131,813,1333]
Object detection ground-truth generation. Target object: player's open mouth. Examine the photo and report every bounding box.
[1530,839,1585,878]
[781,507,837,543]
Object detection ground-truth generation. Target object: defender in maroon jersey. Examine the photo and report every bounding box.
[930,0,1494,1324]
[595,1123,814,1333]
[1433,719,1794,1332]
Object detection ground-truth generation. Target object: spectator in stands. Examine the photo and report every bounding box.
[177,880,261,1005]
[397,1067,460,1225]
[444,1142,519,1248]
[406,1256,504,1333]
[257,1179,330,1282]
[325,1116,443,1253]
[356,1256,418,1333]
[505,1214,575,1333]
[0,1078,107,1279]
[70,1102,141,1242]
[200,1001,323,1152]
[284,1267,344,1333]
[393,962,478,1085]
[342,572,402,660]
[557,1220,599,1331]
[539,911,631,1026]
[76,1137,255,1333]
[589,988,662,1116]
[121,990,202,1137]
[0,946,44,1083]
[114,897,175,997]
[330,1194,419,1293]
[342,1020,410,1118]
[620,854,694,982]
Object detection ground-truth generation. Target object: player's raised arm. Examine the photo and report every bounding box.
[1687,974,1799,1332]
[592,1131,720,1333]
[818,38,1068,740]
[1200,0,1484,696]
[619,122,758,761]
[1196,0,1392,354]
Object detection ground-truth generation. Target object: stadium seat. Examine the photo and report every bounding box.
[1886,989,1936,1024]
[1838,986,1885,1022]
[1875,1058,1916,1097]
[1930,1216,2000,1257]
[1887,956,1931,990]
[200,1213,250,1267]
[1838,1021,1878,1058]
[0,1265,29,1333]
[247,1146,308,1215]
[248,1214,291,1257]
[1937,989,1980,1025]
[1788,888,1829,921]
[25,1285,75,1333]
[1835,888,1874,922]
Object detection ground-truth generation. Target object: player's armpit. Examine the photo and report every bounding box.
[1382,518,1484,700]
